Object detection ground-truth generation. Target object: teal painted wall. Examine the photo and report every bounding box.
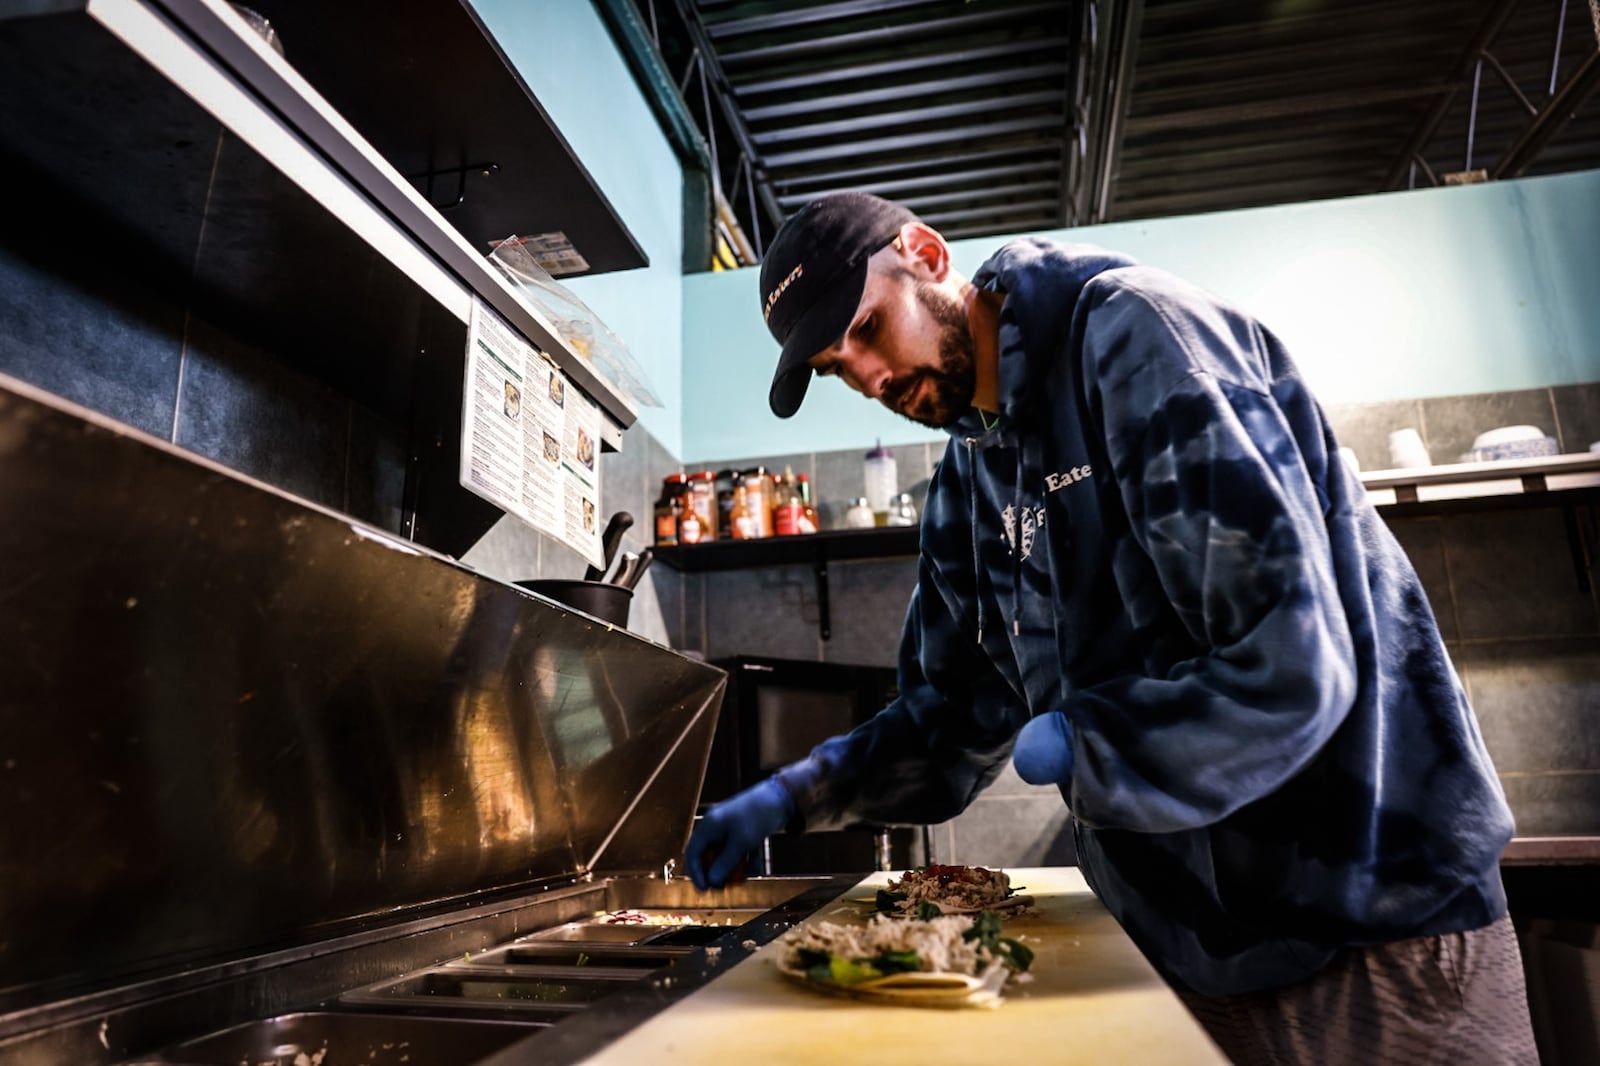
[681,170,1600,464]
[468,0,686,456]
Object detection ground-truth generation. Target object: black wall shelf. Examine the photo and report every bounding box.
[654,453,1600,638]
[652,526,919,573]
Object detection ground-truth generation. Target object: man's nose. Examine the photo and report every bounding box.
[839,350,890,398]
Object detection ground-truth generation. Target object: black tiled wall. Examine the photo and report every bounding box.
[679,385,1600,860]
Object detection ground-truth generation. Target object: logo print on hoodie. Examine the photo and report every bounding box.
[1001,503,1046,560]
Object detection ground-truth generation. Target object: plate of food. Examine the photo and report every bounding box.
[871,864,1033,919]
[774,912,1033,1009]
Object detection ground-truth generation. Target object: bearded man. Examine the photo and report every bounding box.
[687,192,1536,1065]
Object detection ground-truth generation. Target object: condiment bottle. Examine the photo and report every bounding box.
[729,483,759,540]
[684,471,717,543]
[714,469,737,539]
[863,440,897,521]
[886,492,918,527]
[774,466,804,536]
[844,497,876,529]
[796,473,820,534]
[653,474,686,545]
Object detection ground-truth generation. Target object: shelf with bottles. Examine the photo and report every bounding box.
[651,525,920,573]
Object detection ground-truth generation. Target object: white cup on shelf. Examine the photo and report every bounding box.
[1387,428,1432,469]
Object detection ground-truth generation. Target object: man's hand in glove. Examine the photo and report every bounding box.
[685,777,795,890]
[1012,711,1075,786]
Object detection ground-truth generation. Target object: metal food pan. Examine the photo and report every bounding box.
[139,1010,534,1065]
[463,943,688,969]
[341,969,642,1013]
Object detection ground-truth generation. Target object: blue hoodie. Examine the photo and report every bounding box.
[774,238,1514,996]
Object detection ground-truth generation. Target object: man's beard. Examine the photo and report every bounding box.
[882,281,977,428]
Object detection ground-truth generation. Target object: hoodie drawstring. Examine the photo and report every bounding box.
[967,437,983,645]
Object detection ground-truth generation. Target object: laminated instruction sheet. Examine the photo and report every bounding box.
[460,297,603,568]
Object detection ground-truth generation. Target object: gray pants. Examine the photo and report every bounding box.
[1178,916,1538,1066]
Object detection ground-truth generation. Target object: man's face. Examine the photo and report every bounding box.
[806,260,977,429]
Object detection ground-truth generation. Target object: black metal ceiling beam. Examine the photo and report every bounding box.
[1382,0,1525,189]
[1084,0,1143,225]
[894,180,1062,212]
[919,197,1062,226]
[763,115,1065,168]
[740,63,1068,123]
[703,0,937,40]
[1493,48,1600,175]
[775,161,1061,205]
[773,144,1062,191]
[1127,82,1452,135]
[751,91,1065,147]
[718,3,1066,68]
[734,37,1071,98]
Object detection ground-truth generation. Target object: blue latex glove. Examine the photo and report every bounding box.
[1013,711,1076,786]
[686,777,795,890]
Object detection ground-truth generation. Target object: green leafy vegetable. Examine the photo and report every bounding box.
[874,889,909,913]
[868,949,922,974]
[915,900,944,920]
[963,910,1034,973]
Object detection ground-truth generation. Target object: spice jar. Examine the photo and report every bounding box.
[683,470,717,544]
[886,492,918,527]
[653,473,687,545]
[714,469,737,539]
[740,467,772,537]
[844,497,876,529]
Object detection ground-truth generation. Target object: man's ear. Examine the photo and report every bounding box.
[896,221,950,281]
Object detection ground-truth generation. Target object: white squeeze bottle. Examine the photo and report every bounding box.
[863,440,897,521]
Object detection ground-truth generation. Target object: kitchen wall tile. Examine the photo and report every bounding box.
[1498,771,1600,837]
[1323,399,1424,472]
[459,516,541,585]
[1441,509,1599,641]
[813,445,867,529]
[703,564,821,661]
[175,316,347,509]
[625,569,672,647]
[680,572,707,656]
[948,794,1077,867]
[0,243,185,439]
[539,535,594,584]
[1385,516,1458,642]
[345,403,407,535]
[821,557,918,667]
[1420,388,1559,465]
[651,568,691,652]
[1452,638,1600,775]
[1551,382,1600,454]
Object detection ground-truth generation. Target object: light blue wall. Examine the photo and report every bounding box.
[682,169,1600,463]
[469,0,686,456]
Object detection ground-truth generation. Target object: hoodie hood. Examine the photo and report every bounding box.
[948,239,1139,437]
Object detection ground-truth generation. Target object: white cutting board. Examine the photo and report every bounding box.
[575,867,1227,1065]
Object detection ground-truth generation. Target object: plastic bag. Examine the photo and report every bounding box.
[488,236,662,409]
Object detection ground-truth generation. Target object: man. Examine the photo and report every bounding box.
[685,192,1536,1063]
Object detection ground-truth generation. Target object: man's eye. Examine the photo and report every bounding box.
[856,315,876,339]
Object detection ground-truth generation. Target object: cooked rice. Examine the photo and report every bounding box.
[779,914,989,976]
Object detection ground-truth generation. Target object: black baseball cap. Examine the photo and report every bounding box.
[759,192,919,418]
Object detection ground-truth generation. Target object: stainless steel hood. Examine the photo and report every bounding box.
[0,372,728,1058]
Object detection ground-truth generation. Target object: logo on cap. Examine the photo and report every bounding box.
[762,263,804,323]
